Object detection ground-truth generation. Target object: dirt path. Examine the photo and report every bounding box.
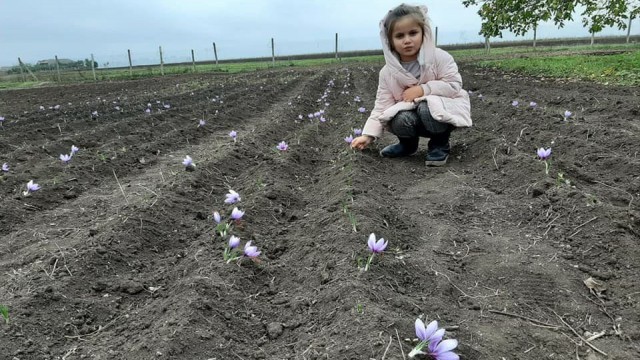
[1,62,638,359]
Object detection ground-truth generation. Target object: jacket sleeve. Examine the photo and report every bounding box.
[420,50,462,98]
[362,70,396,139]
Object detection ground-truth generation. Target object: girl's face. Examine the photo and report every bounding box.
[390,16,423,62]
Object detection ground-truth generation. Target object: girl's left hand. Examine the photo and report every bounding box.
[402,85,424,102]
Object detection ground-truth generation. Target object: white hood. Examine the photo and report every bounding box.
[379,5,437,82]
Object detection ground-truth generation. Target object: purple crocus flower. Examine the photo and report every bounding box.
[478,94,484,99]
[182,155,194,168]
[91,111,98,118]
[307,113,314,119]
[228,236,240,249]
[230,207,245,220]
[298,114,303,120]
[229,130,237,141]
[367,233,387,254]
[145,108,151,115]
[2,163,9,172]
[354,96,361,102]
[358,107,366,113]
[537,147,551,160]
[344,135,354,144]
[225,190,241,204]
[319,116,327,123]
[163,104,171,109]
[530,101,538,108]
[415,319,445,344]
[213,211,221,224]
[71,145,79,155]
[277,141,288,151]
[39,106,45,111]
[54,105,61,110]
[564,110,572,119]
[114,106,121,111]
[243,241,261,258]
[60,154,72,164]
[428,339,459,360]
[511,100,519,107]
[353,128,363,136]
[198,119,206,127]
[0,116,5,122]
[24,180,40,195]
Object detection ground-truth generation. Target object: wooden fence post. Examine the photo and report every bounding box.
[127,49,133,77]
[91,53,97,81]
[435,26,438,47]
[271,38,275,66]
[18,57,25,82]
[55,55,61,82]
[159,46,165,76]
[18,57,38,81]
[213,42,219,66]
[191,49,196,72]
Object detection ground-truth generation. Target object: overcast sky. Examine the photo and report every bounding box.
[0,0,636,67]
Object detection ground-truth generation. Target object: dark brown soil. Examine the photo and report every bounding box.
[1,61,639,359]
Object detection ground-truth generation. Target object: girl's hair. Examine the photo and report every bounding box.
[383,4,427,46]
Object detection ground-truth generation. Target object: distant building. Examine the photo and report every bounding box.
[36,58,75,66]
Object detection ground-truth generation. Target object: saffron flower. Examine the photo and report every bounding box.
[564,110,572,120]
[353,128,363,136]
[54,105,61,110]
[478,94,484,99]
[229,130,237,142]
[223,235,242,262]
[358,107,366,113]
[198,119,206,127]
[537,147,551,160]
[225,190,241,204]
[0,116,5,122]
[277,141,288,151]
[367,233,388,254]
[71,145,79,155]
[354,96,361,102]
[213,211,221,224]
[298,114,303,120]
[363,233,388,271]
[537,147,552,175]
[163,104,171,109]
[182,155,195,170]
[145,108,151,115]
[59,154,72,164]
[344,135,354,144]
[511,100,519,107]
[228,235,240,249]
[243,241,261,258]
[115,106,121,111]
[230,207,245,221]
[427,339,459,360]
[2,163,9,172]
[23,180,40,196]
[530,101,538,108]
[91,111,98,118]
[320,116,326,123]
[409,319,446,358]
[39,106,45,111]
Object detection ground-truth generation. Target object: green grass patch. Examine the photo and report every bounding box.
[476,49,640,86]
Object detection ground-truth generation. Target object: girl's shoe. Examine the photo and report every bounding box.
[380,138,419,158]
[425,144,450,166]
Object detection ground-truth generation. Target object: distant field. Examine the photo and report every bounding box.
[1,37,639,88]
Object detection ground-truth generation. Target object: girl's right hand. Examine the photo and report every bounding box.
[351,135,374,150]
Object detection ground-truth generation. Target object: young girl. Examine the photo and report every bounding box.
[350,4,472,166]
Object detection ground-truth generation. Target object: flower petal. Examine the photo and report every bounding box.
[415,319,427,341]
[367,233,376,251]
[424,320,438,338]
[436,352,459,360]
[435,339,458,354]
